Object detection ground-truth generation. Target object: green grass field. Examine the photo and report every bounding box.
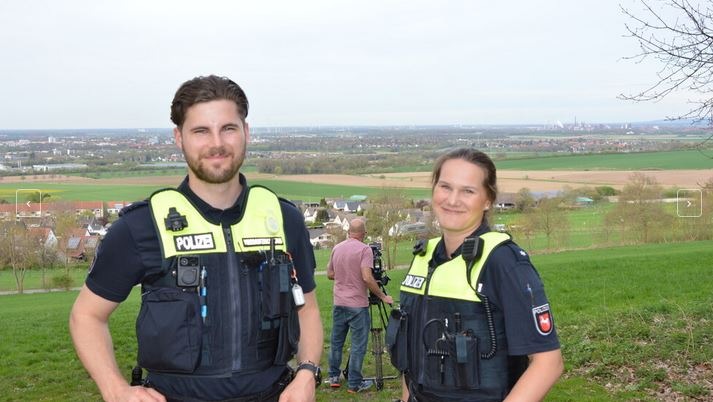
[249,179,430,202]
[495,149,713,170]
[1,241,711,401]
[0,183,160,203]
[0,178,430,203]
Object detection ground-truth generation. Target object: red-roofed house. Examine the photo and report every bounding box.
[27,227,58,249]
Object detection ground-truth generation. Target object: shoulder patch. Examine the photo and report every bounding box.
[532,303,554,335]
[119,200,148,217]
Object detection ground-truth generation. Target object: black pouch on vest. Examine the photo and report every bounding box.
[274,306,300,365]
[261,262,291,324]
[136,287,202,373]
[423,332,481,390]
[450,333,480,390]
[386,309,409,371]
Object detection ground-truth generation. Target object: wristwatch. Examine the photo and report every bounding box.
[296,361,322,387]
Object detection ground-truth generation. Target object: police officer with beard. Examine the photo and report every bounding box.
[70,75,323,402]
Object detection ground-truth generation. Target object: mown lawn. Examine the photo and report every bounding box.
[0,241,711,401]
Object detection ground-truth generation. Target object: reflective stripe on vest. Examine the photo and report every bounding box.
[400,232,511,301]
[149,186,287,258]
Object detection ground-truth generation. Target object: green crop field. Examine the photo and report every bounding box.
[68,168,186,179]
[248,179,430,202]
[0,183,160,203]
[1,241,711,401]
[0,178,430,204]
[496,149,713,170]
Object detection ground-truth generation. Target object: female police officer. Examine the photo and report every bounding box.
[388,148,563,401]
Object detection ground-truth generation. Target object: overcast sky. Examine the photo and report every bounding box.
[0,0,695,129]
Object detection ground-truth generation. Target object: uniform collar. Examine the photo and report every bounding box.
[177,173,249,225]
[433,220,491,264]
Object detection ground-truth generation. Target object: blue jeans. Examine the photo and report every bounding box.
[328,305,370,388]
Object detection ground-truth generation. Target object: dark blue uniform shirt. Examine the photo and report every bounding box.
[430,220,560,357]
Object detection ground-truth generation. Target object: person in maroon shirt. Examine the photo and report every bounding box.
[326,218,393,393]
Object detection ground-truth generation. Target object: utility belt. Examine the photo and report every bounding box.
[406,379,502,402]
[154,367,294,402]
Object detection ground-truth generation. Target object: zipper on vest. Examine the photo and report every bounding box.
[416,258,439,386]
[223,226,242,371]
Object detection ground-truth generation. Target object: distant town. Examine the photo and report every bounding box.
[1,122,711,291]
[0,122,709,176]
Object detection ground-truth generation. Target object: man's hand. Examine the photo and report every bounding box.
[108,385,166,402]
[278,370,316,402]
[70,286,166,402]
[382,295,394,305]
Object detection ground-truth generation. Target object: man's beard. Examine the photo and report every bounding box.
[184,146,244,184]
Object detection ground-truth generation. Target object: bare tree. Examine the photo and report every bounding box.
[0,222,38,294]
[50,201,79,269]
[523,196,571,251]
[693,177,713,239]
[514,187,536,212]
[364,188,411,270]
[606,173,673,243]
[621,0,713,122]
[511,215,536,251]
[325,224,346,248]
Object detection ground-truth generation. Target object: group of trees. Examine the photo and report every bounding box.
[508,172,713,252]
[254,153,431,175]
[363,189,422,270]
[0,205,87,293]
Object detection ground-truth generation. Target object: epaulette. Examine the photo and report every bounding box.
[277,196,296,208]
[501,242,530,262]
[412,239,428,256]
[119,200,149,217]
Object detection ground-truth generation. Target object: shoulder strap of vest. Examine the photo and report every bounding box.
[148,188,187,272]
[255,184,295,209]
[249,184,278,197]
[465,231,511,293]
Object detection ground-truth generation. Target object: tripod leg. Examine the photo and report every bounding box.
[372,327,384,390]
[342,356,349,380]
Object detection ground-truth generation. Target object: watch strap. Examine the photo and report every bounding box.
[296,361,321,387]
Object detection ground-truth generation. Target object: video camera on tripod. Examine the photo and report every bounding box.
[368,242,390,305]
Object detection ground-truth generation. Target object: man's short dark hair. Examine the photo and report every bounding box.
[170,75,249,127]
